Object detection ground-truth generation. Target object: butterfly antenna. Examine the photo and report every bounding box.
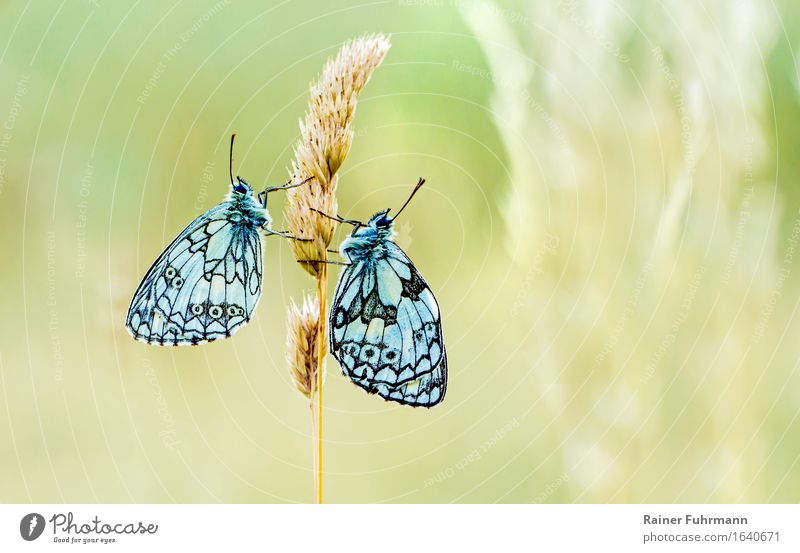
[391,177,426,221]
[229,133,236,185]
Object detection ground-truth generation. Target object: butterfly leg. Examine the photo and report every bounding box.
[258,176,314,206]
[263,228,312,241]
[265,175,313,193]
[310,208,362,232]
[298,259,351,267]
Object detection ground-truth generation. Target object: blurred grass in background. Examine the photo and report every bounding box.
[1,0,800,503]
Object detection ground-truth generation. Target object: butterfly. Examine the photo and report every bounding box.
[126,135,309,346]
[322,178,447,407]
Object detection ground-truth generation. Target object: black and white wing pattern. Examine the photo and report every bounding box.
[330,242,447,407]
[126,205,264,345]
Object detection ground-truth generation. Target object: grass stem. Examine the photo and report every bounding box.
[315,263,327,503]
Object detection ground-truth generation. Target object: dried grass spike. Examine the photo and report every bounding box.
[286,295,327,398]
[286,33,391,276]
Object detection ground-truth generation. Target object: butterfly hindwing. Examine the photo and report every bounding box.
[331,242,446,407]
[126,203,263,345]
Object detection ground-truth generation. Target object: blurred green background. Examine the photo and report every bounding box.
[2,0,800,503]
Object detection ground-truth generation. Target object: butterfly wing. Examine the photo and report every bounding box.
[126,204,264,345]
[330,242,446,407]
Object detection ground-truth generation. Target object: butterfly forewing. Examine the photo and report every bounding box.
[331,242,447,407]
[126,199,264,346]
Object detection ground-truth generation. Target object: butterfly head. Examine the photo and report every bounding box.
[349,209,394,239]
[338,179,426,257]
[232,176,252,196]
[366,209,393,233]
[338,210,393,257]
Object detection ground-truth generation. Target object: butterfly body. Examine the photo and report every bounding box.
[126,180,269,346]
[330,210,447,407]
